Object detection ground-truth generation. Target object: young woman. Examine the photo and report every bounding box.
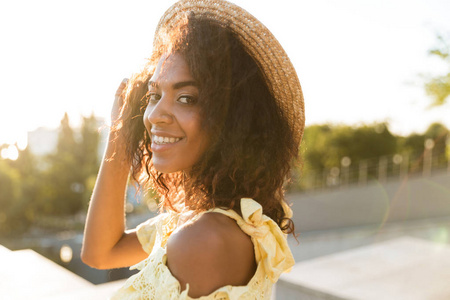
[81,0,305,299]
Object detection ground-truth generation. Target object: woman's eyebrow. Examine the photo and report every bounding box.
[148,80,198,90]
[173,81,197,90]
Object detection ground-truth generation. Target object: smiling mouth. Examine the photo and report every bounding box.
[152,135,183,145]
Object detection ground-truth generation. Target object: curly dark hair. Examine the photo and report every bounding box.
[113,14,300,233]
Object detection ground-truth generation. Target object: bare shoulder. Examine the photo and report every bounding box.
[166,212,256,298]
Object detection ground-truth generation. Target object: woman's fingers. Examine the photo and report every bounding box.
[115,78,128,102]
[111,78,129,123]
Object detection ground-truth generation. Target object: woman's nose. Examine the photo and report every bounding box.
[146,96,173,125]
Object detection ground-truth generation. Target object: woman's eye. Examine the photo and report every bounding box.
[148,93,161,103]
[178,96,196,104]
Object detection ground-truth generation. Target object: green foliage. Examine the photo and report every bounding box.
[57,113,77,154]
[398,123,449,159]
[0,113,101,236]
[293,122,449,191]
[425,122,449,166]
[40,113,81,214]
[0,146,41,234]
[301,123,397,172]
[425,34,450,106]
[39,113,100,215]
[77,114,100,210]
[11,148,39,222]
[0,159,22,233]
[398,133,424,156]
[78,113,100,176]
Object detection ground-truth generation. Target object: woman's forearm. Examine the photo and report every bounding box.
[81,133,147,269]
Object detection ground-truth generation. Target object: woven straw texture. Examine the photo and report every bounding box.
[154,0,305,146]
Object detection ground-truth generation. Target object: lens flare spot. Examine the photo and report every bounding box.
[1,145,19,160]
[60,244,73,263]
[431,227,449,244]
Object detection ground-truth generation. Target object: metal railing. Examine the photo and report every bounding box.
[294,139,450,192]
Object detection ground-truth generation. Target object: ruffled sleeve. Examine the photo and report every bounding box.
[136,213,170,254]
[237,198,295,283]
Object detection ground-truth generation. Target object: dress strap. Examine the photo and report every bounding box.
[210,198,295,283]
[136,211,179,254]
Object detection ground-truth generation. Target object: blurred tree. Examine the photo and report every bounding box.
[397,123,448,156]
[425,123,448,166]
[398,133,424,157]
[425,34,450,105]
[38,113,100,215]
[8,147,40,231]
[294,123,398,190]
[39,113,82,214]
[301,123,397,171]
[77,113,100,209]
[78,114,100,174]
[300,124,332,171]
[0,113,102,235]
[0,159,22,234]
[57,113,77,154]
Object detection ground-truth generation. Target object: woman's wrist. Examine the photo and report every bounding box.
[102,130,130,168]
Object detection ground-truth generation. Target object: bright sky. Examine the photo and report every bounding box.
[1,0,449,148]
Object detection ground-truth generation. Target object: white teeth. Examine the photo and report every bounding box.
[152,135,182,145]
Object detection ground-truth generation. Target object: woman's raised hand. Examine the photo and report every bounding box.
[111,78,128,124]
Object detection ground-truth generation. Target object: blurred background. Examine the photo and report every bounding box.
[1,0,449,298]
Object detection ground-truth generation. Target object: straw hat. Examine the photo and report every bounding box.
[154,0,305,146]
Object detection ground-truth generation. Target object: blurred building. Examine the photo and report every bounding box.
[27,127,58,156]
[27,117,108,160]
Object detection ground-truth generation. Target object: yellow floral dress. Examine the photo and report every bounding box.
[111,198,294,299]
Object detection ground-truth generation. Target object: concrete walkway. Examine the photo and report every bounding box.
[277,237,450,300]
[0,245,125,300]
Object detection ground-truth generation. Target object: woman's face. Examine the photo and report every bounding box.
[143,53,210,174]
